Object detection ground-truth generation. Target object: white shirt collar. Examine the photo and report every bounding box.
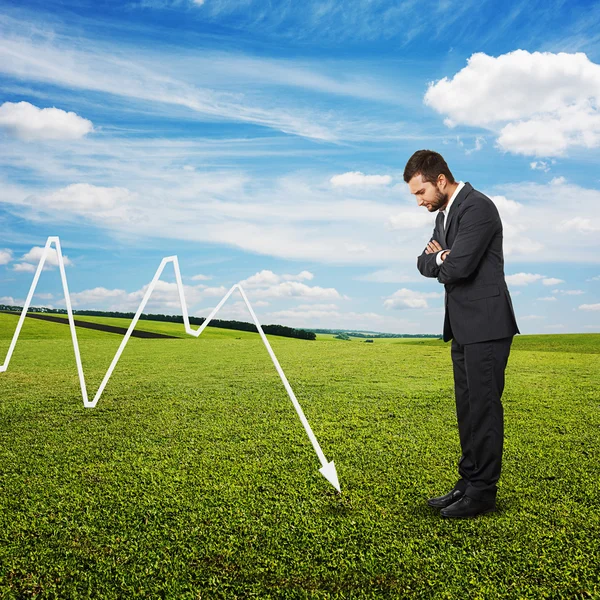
[440,181,464,216]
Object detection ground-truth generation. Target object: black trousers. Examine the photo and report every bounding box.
[450,336,513,502]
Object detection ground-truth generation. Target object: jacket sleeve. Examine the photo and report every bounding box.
[437,200,499,285]
[417,228,441,279]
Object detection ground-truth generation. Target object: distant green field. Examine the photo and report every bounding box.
[0,313,599,598]
[401,332,600,354]
[315,333,440,342]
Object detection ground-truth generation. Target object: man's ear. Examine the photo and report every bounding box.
[437,174,447,191]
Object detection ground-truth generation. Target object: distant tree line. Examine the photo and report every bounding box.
[309,328,441,339]
[0,305,316,341]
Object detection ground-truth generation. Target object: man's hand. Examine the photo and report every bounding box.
[425,240,443,255]
[441,250,450,262]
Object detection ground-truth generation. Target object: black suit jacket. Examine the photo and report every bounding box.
[417,182,519,345]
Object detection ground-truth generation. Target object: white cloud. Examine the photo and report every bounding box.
[67,287,124,307]
[558,217,600,233]
[489,195,523,218]
[465,135,485,155]
[530,161,550,172]
[202,285,230,297]
[295,303,339,311]
[537,296,557,301]
[237,269,339,302]
[356,269,420,283]
[485,195,545,258]
[587,276,600,281]
[13,263,35,273]
[36,183,139,224]
[550,176,567,185]
[240,270,281,288]
[239,269,314,288]
[579,303,600,311]
[543,278,564,286]
[498,180,600,262]
[553,289,584,295]
[0,295,23,305]
[35,293,54,300]
[503,236,544,256]
[0,249,12,265]
[0,101,93,141]
[62,280,228,312]
[283,271,313,282]
[21,246,73,269]
[506,273,545,286]
[384,288,442,310]
[345,242,369,254]
[269,303,341,321]
[425,50,600,156]
[43,183,134,211]
[330,172,392,187]
[520,315,546,320]
[252,281,341,301]
[387,211,433,230]
[191,273,212,281]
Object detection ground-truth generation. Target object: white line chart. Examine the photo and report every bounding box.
[0,236,340,492]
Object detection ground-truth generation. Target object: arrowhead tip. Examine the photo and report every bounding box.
[319,460,341,493]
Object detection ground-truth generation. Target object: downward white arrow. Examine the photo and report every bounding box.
[0,237,341,493]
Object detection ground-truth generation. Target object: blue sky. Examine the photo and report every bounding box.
[0,0,599,334]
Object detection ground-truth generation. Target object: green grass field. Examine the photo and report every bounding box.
[0,313,599,599]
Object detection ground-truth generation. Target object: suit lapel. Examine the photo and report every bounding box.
[444,182,473,239]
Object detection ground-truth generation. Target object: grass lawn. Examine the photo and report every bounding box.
[0,313,599,598]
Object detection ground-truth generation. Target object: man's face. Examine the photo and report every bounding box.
[408,173,447,212]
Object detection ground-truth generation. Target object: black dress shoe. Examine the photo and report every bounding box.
[440,495,496,518]
[427,488,464,509]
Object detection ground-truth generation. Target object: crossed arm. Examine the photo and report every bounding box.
[417,201,499,284]
[416,231,445,278]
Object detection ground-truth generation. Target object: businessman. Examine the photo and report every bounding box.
[404,150,519,518]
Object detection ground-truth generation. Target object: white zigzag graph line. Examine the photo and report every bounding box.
[0,236,340,492]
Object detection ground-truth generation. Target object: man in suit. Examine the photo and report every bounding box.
[404,149,519,518]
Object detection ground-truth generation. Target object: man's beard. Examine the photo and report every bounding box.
[434,188,448,211]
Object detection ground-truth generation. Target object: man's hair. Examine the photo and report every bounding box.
[403,150,455,185]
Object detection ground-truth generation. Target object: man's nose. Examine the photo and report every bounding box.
[417,197,424,206]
